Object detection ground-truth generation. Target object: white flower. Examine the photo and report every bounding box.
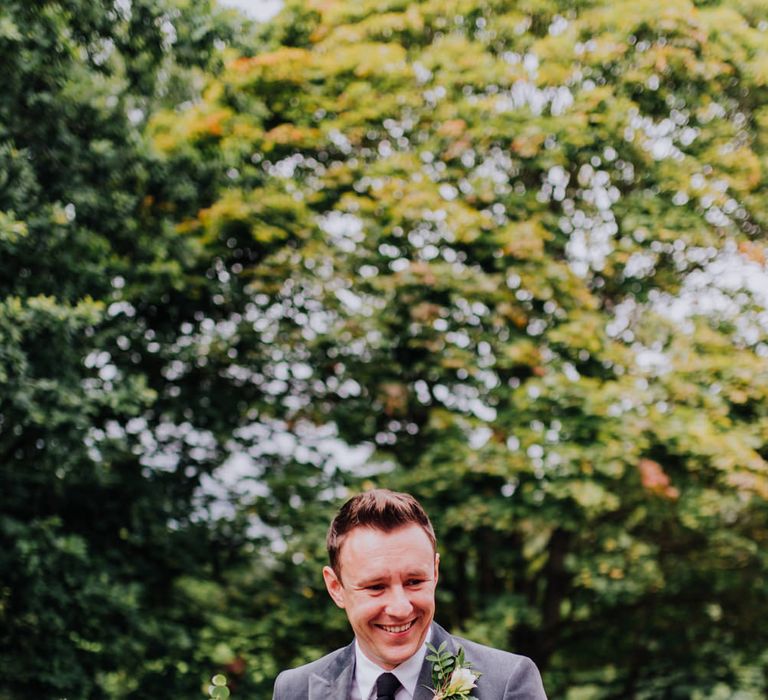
[428,643,482,699]
[445,667,478,694]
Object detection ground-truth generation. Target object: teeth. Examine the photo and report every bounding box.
[379,622,413,633]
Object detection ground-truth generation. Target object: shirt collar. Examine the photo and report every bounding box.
[354,626,433,700]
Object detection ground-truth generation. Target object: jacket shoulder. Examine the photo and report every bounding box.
[448,634,547,699]
[452,634,526,663]
[272,646,350,699]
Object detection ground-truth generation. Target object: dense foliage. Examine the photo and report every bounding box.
[0,0,263,697]
[3,0,768,698]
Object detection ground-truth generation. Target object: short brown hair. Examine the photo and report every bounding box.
[327,489,436,578]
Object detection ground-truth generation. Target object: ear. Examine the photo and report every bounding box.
[323,565,346,609]
[434,552,440,585]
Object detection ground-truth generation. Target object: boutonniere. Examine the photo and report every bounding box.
[426,642,482,700]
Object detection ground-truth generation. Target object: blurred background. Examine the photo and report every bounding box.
[1,0,767,697]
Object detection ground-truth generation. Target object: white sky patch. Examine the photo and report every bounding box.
[468,425,493,449]
[624,111,698,162]
[231,420,376,474]
[564,218,618,277]
[548,15,569,36]
[634,346,671,374]
[413,61,433,84]
[217,0,282,21]
[472,147,516,185]
[563,362,581,382]
[624,251,657,279]
[439,183,458,200]
[654,246,768,334]
[615,244,768,372]
[194,420,378,525]
[470,400,497,421]
[270,153,304,178]
[328,129,353,154]
[559,165,621,277]
[493,80,573,116]
[335,288,364,312]
[197,452,269,521]
[318,211,364,253]
[606,298,638,338]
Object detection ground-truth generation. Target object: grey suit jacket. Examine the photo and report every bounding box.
[272,622,547,699]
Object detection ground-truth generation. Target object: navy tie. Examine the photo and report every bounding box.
[376,672,401,700]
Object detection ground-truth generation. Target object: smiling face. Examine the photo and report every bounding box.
[323,524,439,669]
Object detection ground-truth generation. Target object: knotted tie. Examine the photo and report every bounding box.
[376,672,401,700]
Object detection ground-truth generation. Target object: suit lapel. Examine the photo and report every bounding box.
[309,625,458,700]
[413,623,456,700]
[309,642,355,700]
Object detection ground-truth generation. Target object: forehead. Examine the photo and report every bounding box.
[339,524,435,573]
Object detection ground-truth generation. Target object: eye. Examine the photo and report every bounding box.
[406,578,425,587]
[366,584,386,591]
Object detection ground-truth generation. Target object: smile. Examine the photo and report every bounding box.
[376,620,416,634]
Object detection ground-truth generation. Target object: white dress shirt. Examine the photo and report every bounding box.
[349,628,433,700]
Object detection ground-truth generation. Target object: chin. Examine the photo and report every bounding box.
[382,650,414,668]
[389,638,421,659]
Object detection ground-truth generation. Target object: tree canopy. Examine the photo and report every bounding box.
[0,0,263,696]
[2,0,767,697]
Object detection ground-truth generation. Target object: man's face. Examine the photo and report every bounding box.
[323,524,439,670]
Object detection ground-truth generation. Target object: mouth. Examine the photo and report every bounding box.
[375,620,417,634]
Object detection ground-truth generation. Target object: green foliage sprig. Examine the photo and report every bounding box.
[426,643,481,700]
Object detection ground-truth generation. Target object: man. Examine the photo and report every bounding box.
[272,489,547,699]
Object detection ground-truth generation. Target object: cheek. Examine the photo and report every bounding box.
[349,596,383,620]
[414,589,436,609]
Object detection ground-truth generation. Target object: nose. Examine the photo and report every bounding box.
[385,585,413,618]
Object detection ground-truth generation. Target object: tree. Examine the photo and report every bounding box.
[152,0,768,697]
[0,1,267,697]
